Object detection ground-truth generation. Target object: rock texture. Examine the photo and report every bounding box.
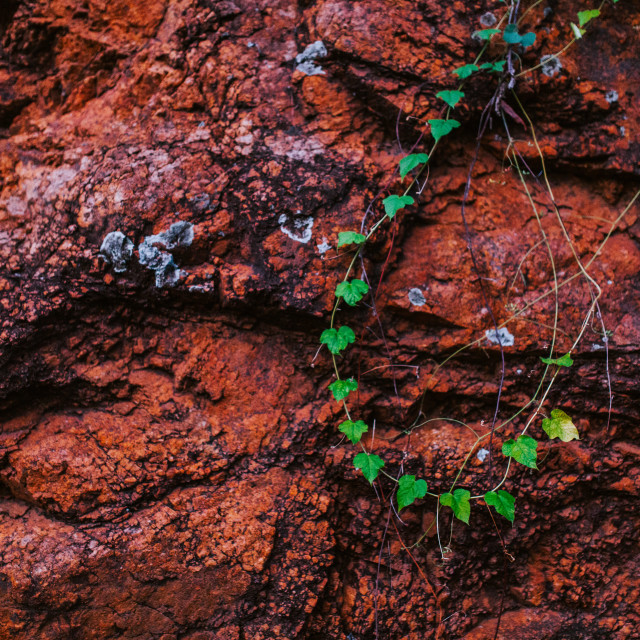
[1,0,639,638]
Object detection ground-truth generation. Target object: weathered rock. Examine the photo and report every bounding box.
[0,0,639,638]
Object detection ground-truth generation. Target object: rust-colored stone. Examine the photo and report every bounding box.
[1,0,639,638]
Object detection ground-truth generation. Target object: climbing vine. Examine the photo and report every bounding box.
[319,0,634,575]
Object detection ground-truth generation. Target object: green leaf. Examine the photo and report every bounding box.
[502,435,538,469]
[440,489,471,524]
[339,419,368,444]
[383,194,415,218]
[353,452,384,484]
[337,231,366,248]
[335,279,369,305]
[473,28,501,41]
[436,90,465,109]
[328,377,357,402]
[428,118,461,142]
[397,475,428,511]
[453,64,479,79]
[320,326,356,354]
[480,60,506,73]
[542,409,580,442]
[398,155,428,179]
[484,490,515,523]
[578,9,600,27]
[502,24,522,44]
[540,353,573,367]
[570,22,585,39]
[520,32,536,49]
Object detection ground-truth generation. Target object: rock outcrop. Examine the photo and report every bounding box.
[1,0,639,638]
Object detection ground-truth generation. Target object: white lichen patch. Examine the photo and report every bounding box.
[480,12,497,27]
[278,213,314,244]
[408,287,426,306]
[295,40,328,76]
[317,237,331,254]
[540,55,562,77]
[137,221,194,287]
[485,327,515,347]
[264,133,325,163]
[605,89,619,104]
[477,448,490,463]
[100,231,134,273]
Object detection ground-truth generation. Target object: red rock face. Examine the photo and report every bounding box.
[1,0,639,638]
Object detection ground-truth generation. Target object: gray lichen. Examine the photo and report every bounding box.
[100,231,134,273]
[605,89,619,104]
[485,327,515,347]
[295,41,328,76]
[540,55,562,77]
[408,287,426,307]
[479,12,497,27]
[138,221,194,287]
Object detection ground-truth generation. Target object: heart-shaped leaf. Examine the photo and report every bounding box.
[328,377,357,402]
[397,475,428,510]
[339,419,368,444]
[399,155,428,179]
[453,64,478,79]
[428,119,461,142]
[335,279,369,305]
[578,9,600,27]
[320,325,356,354]
[436,90,465,109]
[542,409,579,442]
[473,28,501,41]
[354,452,384,484]
[502,24,522,44]
[540,353,573,367]
[484,490,515,523]
[440,489,471,524]
[502,435,538,469]
[383,194,415,218]
[337,231,366,248]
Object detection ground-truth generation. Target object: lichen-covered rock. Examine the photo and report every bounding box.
[0,0,639,638]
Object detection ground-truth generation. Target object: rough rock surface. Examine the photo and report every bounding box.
[1,0,639,638]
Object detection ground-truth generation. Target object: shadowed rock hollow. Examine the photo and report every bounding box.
[1,1,639,638]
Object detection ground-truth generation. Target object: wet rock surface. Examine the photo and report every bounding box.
[0,0,639,638]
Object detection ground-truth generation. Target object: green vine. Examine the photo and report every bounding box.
[319,0,633,554]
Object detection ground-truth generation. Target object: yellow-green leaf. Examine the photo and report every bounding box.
[542,409,579,442]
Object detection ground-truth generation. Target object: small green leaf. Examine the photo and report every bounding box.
[503,435,538,469]
[480,60,506,73]
[383,194,415,218]
[502,23,522,44]
[542,409,580,442]
[436,90,465,109]
[397,475,428,511]
[328,377,358,402]
[335,279,369,305]
[428,118,461,142]
[339,419,368,444]
[399,154,429,179]
[473,28,501,41]
[578,9,600,27]
[353,452,384,484]
[440,489,471,524]
[320,326,356,354]
[540,353,574,367]
[337,231,366,248]
[453,64,479,79]
[520,32,536,49]
[570,22,585,39]
[484,490,515,523]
